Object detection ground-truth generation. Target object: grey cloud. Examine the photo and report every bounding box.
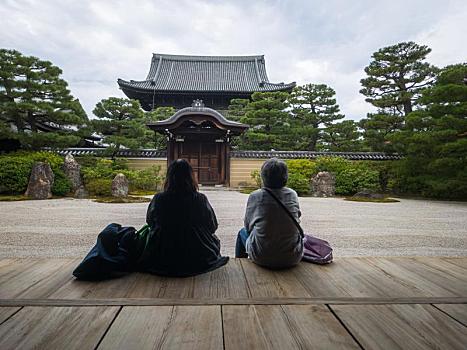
[1,0,466,120]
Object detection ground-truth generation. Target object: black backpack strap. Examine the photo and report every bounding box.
[263,188,304,238]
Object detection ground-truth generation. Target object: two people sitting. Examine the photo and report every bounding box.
[140,157,303,277]
[74,157,304,280]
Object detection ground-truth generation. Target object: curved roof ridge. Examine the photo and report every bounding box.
[152,53,265,61]
[151,105,248,128]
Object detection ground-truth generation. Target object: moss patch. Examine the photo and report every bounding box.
[129,190,156,196]
[344,196,400,203]
[238,187,258,195]
[0,195,29,201]
[93,196,151,204]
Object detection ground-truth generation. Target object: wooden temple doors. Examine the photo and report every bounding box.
[177,140,225,185]
[149,105,247,187]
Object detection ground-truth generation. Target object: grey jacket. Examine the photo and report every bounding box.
[245,187,303,268]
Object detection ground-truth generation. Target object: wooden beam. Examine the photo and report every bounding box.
[0,297,466,307]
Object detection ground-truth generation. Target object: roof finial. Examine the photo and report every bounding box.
[192,99,205,108]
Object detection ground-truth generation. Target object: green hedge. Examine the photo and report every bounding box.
[313,157,380,195]
[250,157,387,196]
[85,178,112,196]
[0,151,71,195]
[79,157,163,195]
[286,159,317,195]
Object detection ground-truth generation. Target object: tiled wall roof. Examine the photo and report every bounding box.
[231,150,402,160]
[55,148,401,161]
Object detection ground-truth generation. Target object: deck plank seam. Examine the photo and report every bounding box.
[0,306,23,327]
[279,304,305,348]
[220,305,226,350]
[326,304,365,350]
[430,304,467,328]
[239,260,253,298]
[93,305,123,350]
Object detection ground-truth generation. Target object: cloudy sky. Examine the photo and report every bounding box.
[1,0,466,120]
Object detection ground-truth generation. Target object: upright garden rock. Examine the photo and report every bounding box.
[311,171,335,197]
[63,154,82,191]
[25,162,54,199]
[111,173,129,197]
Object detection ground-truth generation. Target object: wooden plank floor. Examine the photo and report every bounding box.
[0,257,466,349]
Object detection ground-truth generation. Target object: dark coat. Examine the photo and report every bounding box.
[139,191,228,277]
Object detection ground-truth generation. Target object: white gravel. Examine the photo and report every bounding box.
[0,190,466,258]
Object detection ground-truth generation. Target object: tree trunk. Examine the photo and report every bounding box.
[308,123,319,151]
[403,100,413,116]
[28,111,37,132]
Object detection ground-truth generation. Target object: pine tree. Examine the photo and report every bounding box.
[391,63,467,199]
[145,106,175,149]
[239,92,291,150]
[359,42,438,151]
[0,49,88,149]
[226,98,249,122]
[289,84,344,150]
[358,110,404,152]
[320,120,363,152]
[360,41,438,116]
[92,97,146,157]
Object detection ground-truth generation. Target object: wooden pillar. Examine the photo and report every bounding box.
[225,143,231,187]
[219,143,226,185]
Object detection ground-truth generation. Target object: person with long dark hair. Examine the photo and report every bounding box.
[138,159,228,276]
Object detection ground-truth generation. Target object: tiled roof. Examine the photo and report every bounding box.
[118,53,296,93]
[230,150,402,161]
[54,148,401,161]
[55,148,167,158]
[147,104,248,131]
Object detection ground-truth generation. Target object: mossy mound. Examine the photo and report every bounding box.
[92,196,151,204]
[344,196,400,203]
[239,187,258,195]
[0,195,29,201]
[129,190,156,196]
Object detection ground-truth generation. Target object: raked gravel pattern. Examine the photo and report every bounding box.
[0,190,466,258]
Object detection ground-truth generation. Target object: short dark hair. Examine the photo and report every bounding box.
[261,158,288,189]
[164,159,198,193]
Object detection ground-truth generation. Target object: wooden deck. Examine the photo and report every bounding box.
[0,257,466,349]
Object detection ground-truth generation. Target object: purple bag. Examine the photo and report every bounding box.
[302,234,333,264]
[263,188,333,264]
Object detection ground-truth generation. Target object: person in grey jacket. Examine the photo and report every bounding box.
[235,158,304,268]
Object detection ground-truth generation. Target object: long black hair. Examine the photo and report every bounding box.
[164,159,198,193]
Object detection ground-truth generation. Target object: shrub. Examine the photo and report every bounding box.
[75,155,100,168]
[313,156,380,195]
[250,169,262,188]
[127,166,163,192]
[52,170,72,196]
[81,159,118,183]
[0,151,66,194]
[81,159,163,195]
[286,159,317,179]
[27,151,64,171]
[0,157,33,193]
[119,166,163,192]
[85,178,112,196]
[287,173,312,195]
[286,159,316,195]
